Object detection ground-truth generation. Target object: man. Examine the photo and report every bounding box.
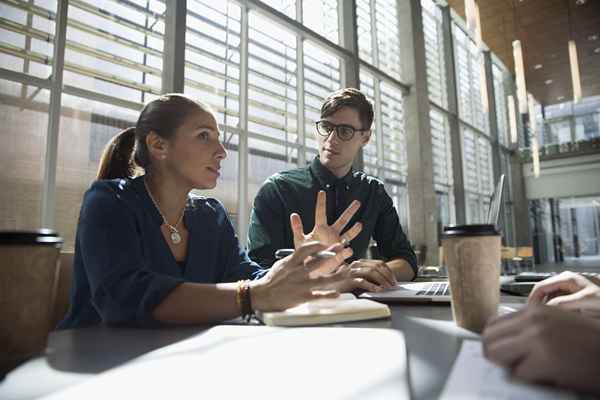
[247,88,417,283]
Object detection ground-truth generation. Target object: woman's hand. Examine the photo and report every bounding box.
[290,190,362,249]
[528,271,600,316]
[482,305,600,395]
[250,241,356,312]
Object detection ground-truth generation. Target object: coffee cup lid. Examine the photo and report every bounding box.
[0,230,63,246]
[442,224,499,238]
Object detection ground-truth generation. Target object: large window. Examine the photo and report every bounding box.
[452,22,488,134]
[357,0,402,81]
[1,0,523,254]
[360,68,409,229]
[0,1,56,231]
[422,0,454,227]
[462,127,493,224]
[422,0,447,109]
[184,0,242,216]
[493,63,508,147]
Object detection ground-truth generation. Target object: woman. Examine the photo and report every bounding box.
[58,94,362,329]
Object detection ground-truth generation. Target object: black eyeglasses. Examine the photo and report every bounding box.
[315,120,368,142]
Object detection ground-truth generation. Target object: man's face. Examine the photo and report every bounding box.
[317,106,370,172]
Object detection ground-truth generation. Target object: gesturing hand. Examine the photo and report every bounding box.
[251,241,355,312]
[290,190,362,249]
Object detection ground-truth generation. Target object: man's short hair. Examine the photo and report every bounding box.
[321,88,374,131]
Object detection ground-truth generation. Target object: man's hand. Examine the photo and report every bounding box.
[348,259,397,290]
[482,305,600,395]
[528,271,600,317]
[290,190,362,249]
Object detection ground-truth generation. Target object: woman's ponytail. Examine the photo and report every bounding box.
[96,127,138,180]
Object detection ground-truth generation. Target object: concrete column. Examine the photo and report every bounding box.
[162,0,186,93]
[441,5,466,225]
[483,52,502,185]
[397,0,439,265]
[505,75,531,246]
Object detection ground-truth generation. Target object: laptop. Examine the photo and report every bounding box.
[361,175,506,304]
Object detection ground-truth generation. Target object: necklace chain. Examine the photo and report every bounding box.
[144,178,185,244]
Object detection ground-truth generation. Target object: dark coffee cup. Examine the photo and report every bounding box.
[0,230,63,376]
[442,224,501,333]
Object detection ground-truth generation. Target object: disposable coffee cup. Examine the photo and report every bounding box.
[442,224,501,333]
[0,230,63,377]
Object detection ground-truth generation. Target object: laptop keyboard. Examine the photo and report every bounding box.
[416,282,450,296]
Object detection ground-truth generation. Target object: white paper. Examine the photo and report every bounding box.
[439,340,576,400]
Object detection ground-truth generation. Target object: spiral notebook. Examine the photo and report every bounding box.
[257,293,391,326]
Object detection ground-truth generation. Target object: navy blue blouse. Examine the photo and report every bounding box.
[58,176,264,329]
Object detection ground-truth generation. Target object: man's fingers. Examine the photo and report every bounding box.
[290,213,305,247]
[528,278,583,305]
[341,222,363,244]
[482,308,531,344]
[510,354,552,386]
[545,288,591,308]
[350,277,383,293]
[483,334,530,368]
[314,190,327,225]
[350,264,393,288]
[332,200,361,233]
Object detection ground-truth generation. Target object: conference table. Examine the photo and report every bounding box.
[0,293,534,400]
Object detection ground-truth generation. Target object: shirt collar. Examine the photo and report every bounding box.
[309,156,354,188]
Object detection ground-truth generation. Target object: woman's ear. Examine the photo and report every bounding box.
[146,131,169,161]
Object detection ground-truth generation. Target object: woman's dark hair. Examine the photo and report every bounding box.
[96,94,212,180]
[321,88,374,131]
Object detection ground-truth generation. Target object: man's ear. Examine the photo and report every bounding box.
[361,130,372,146]
[146,131,169,160]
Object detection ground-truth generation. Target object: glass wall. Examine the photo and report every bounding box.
[0,0,521,254]
[530,196,600,265]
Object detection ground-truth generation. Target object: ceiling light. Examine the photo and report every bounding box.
[569,40,582,103]
[575,0,587,5]
[513,40,528,114]
[588,34,599,41]
[545,79,553,85]
[534,64,543,69]
[507,95,518,145]
[528,94,540,178]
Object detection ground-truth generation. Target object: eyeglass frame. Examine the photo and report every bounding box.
[315,120,370,142]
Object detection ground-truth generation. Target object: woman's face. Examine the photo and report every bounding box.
[166,109,227,190]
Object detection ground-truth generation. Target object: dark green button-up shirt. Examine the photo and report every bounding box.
[247,157,417,273]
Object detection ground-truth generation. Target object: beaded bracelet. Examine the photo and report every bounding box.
[236,280,254,322]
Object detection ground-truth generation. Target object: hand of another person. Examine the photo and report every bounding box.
[528,271,600,316]
[482,305,600,395]
[251,241,355,312]
[290,190,362,249]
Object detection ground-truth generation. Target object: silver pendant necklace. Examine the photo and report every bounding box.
[144,178,185,245]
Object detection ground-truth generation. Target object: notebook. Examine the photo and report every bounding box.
[257,293,391,326]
